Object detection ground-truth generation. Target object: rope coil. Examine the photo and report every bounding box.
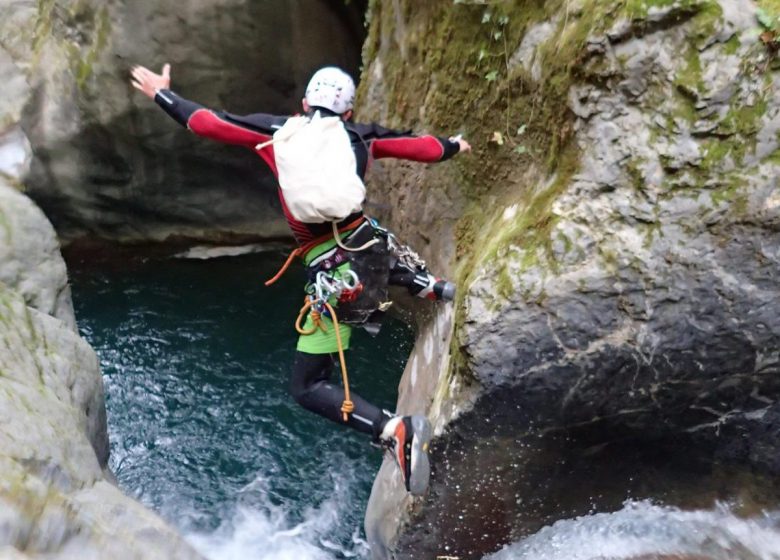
[295,296,353,422]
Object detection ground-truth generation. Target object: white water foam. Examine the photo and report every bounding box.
[486,500,780,560]
[186,473,370,560]
[173,244,288,260]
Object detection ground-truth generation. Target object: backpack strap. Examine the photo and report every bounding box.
[255,115,312,150]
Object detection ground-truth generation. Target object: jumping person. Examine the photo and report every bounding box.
[131,64,471,495]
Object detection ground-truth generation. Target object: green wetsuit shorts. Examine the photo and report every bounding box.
[296,238,354,354]
[296,311,353,354]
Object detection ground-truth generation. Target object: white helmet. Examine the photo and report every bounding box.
[305,66,355,115]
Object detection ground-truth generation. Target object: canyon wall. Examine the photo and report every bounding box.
[356,1,780,557]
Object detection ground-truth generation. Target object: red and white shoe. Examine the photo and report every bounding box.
[381,415,432,495]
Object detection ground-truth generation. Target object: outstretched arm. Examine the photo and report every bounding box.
[131,64,273,149]
[362,123,471,163]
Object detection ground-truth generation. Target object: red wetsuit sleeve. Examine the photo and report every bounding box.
[187,109,271,149]
[155,89,273,148]
[368,134,460,163]
[154,90,278,168]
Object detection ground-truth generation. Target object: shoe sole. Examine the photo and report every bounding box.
[409,415,431,496]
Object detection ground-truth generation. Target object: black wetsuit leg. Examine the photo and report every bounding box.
[388,260,422,293]
[388,246,442,298]
[289,351,390,440]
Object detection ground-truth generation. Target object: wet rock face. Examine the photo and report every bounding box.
[462,0,780,472]
[0,179,205,559]
[450,0,780,555]
[359,0,780,557]
[0,0,366,243]
[0,183,75,329]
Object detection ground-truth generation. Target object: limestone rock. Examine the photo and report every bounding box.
[0,181,75,329]
[0,286,204,559]
[509,19,557,82]
[0,125,33,182]
[0,181,205,558]
[358,0,780,557]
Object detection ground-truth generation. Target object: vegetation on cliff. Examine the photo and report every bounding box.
[359,0,778,370]
[360,2,780,555]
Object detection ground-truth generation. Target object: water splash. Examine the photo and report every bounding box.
[486,500,780,560]
[69,252,410,560]
[187,473,370,560]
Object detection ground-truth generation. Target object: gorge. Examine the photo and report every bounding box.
[2,1,780,559]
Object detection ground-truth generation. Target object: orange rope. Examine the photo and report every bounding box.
[265,247,303,286]
[264,216,368,286]
[294,297,354,422]
[295,298,327,335]
[324,301,354,421]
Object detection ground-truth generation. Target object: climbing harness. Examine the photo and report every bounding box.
[264,216,368,287]
[294,270,364,422]
[263,219,379,287]
[387,231,427,272]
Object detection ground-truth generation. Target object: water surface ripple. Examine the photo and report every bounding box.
[69,251,413,559]
[68,249,780,560]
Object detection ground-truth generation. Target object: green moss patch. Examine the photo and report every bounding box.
[359,0,767,384]
[756,0,780,15]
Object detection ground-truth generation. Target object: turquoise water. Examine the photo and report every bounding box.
[66,247,780,560]
[67,248,413,559]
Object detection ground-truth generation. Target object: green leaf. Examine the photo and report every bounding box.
[478,48,487,61]
[482,11,491,24]
[516,124,527,136]
[757,8,775,29]
[498,15,509,26]
[514,145,527,155]
[494,30,503,40]
[485,70,499,82]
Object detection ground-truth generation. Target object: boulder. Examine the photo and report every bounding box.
[356,0,780,557]
[0,182,75,329]
[0,178,205,558]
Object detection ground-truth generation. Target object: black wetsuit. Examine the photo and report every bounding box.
[154,89,459,440]
[154,89,459,245]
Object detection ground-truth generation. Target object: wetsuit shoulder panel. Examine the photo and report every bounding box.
[223,112,288,135]
[348,122,413,140]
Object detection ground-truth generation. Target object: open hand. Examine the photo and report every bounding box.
[450,135,472,153]
[131,64,171,99]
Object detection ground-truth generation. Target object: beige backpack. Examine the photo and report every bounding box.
[257,111,366,224]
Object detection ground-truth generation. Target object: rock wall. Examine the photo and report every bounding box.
[0,0,366,243]
[0,179,204,559]
[0,177,75,331]
[4,0,779,557]
[356,0,780,558]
